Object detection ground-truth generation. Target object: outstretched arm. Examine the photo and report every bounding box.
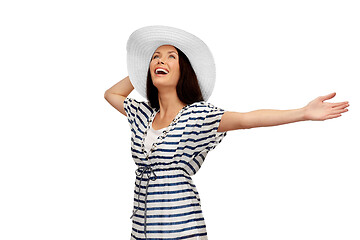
[217,92,350,132]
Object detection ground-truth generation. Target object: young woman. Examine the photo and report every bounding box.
[104,25,349,240]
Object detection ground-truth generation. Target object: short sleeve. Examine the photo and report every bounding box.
[123,96,151,130]
[198,102,228,152]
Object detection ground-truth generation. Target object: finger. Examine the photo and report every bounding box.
[326,113,342,119]
[331,101,349,108]
[331,108,349,114]
[332,104,349,110]
[320,92,336,102]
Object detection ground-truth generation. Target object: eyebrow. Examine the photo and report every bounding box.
[153,51,178,55]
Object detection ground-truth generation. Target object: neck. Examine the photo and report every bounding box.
[157,90,186,118]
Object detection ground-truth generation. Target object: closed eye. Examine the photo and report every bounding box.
[153,55,176,59]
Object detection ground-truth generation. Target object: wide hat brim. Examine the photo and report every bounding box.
[126,25,216,102]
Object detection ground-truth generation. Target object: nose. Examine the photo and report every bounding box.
[157,57,165,64]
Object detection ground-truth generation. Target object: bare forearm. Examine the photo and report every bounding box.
[105,75,134,97]
[241,108,306,129]
[220,93,349,132]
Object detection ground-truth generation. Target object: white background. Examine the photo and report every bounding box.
[1,0,359,239]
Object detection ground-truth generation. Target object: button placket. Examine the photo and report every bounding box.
[141,104,190,161]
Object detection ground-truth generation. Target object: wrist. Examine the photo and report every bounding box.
[300,106,309,121]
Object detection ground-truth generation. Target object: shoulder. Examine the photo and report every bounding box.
[187,101,225,113]
[203,101,225,112]
[123,97,156,117]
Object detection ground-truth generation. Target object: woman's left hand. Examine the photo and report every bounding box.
[303,92,349,121]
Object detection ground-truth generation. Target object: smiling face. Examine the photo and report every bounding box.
[149,45,180,91]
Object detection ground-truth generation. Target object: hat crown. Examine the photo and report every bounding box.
[126,25,216,101]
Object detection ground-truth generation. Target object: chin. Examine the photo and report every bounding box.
[153,78,178,88]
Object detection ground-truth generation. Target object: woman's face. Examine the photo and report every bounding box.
[149,45,180,91]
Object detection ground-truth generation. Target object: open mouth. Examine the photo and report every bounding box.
[155,68,169,75]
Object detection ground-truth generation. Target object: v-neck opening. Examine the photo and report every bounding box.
[151,121,167,132]
[141,103,192,160]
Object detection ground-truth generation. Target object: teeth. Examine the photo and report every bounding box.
[155,68,169,74]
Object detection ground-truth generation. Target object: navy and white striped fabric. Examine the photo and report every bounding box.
[123,97,228,240]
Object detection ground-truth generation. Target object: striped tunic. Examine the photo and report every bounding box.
[123,97,228,240]
[144,125,166,155]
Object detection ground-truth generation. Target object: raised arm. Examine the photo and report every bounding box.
[104,76,134,116]
[217,92,350,132]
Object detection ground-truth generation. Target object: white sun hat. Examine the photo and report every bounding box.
[126,25,216,101]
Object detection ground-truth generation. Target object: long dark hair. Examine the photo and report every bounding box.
[146,46,204,110]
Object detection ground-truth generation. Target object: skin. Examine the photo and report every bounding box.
[219,92,349,131]
[149,45,188,130]
[104,45,350,132]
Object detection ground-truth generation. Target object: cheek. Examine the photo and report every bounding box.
[175,67,181,75]
[170,63,180,73]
